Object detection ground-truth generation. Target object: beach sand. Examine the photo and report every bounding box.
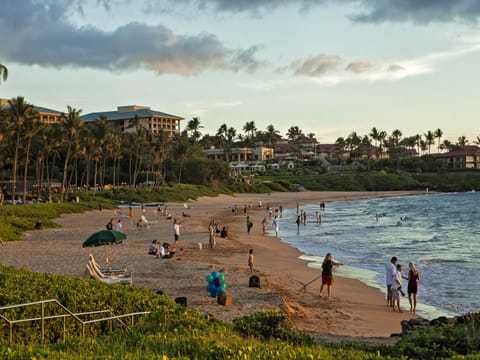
[0,191,421,342]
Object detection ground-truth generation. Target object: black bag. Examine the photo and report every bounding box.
[249,275,260,288]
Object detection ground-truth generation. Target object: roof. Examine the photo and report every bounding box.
[81,108,183,122]
[33,105,63,115]
[439,145,480,157]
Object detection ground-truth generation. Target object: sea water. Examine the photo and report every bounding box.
[275,192,479,320]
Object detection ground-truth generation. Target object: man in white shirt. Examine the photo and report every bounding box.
[385,256,397,308]
[173,219,180,247]
[115,219,122,232]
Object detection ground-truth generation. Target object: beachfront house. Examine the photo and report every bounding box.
[81,105,184,137]
[438,145,480,169]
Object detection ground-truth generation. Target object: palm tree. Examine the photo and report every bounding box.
[0,64,8,83]
[286,126,304,142]
[186,117,203,141]
[265,124,280,148]
[457,136,468,146]
[60,106,83,201]
[243,121,257,146]
[216,124,236,162]
[21,109,40,203]
[172,131,195,183]
[434,128,443,153]
[473,136,480,145]
[378,130,388,155]
[38,124,61,202]
[369,127,380,149]
[424,130,435,154]
[306,132,317,155]
[414,134,422,156]
[7,96,35,203]
[440,139,454,152]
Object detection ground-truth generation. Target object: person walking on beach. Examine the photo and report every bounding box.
[106,218,113,230]
[246,216,253,235]
[115,219,122,232]
[208,220,216,249]
[407,262,420,314]
[261,218,267,236]
[386,256,397,308]
[319,253,344,299]
[296,215,301,233]
[271,216,279,238]
[173,219,180,248]
[248,249,254,273]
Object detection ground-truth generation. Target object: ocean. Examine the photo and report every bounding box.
[275,192,480,320]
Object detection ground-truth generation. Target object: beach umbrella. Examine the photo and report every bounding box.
[83,230,127,263]
[83,230,127,247]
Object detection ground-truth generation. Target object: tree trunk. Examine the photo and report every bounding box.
[22,136,33,204]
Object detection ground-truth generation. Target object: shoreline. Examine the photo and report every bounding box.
[0,191,422,341]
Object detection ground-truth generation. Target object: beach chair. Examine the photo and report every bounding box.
[86,261,132,285]
[89,254,128,276]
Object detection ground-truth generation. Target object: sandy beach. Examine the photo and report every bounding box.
[0,191,421,342]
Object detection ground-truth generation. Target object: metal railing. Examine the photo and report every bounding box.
[0,298,150,343]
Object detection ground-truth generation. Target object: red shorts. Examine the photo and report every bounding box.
[322,275,333,286]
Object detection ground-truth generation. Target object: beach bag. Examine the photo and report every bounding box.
[217,291,232,306]
[249,275,260,288]
[175,297,187,307]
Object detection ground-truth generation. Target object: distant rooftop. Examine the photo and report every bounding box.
[0,98,63,115]
[82,105,183,122]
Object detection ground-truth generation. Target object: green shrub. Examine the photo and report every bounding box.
[233,310,314,346]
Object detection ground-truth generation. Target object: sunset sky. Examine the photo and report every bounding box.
[1,0,480,143]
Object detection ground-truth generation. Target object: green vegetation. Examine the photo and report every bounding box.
[256,170,480,192]
[1,265,480,358]
[0,266,378,359]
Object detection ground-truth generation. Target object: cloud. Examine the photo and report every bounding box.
[387,64,405,72]
[146,0,480,23]
[0,0,264,76]
[290,54,342,77]
[145,0,324,14]
[345,60,373,73]
[350,0,480,24]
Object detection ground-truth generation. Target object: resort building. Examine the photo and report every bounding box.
[438,145,480,169]
[204,146,274,163]
[81,105,183,137]
[0,98,63,124]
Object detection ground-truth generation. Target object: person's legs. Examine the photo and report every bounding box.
[413,293,417,314]
[408,293,413,313]
[387,285,392,307]
[327,284,332,299]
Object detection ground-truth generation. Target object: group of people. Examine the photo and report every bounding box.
[386,256,420,314]
[106,218,122,232]
[148,239,176,258]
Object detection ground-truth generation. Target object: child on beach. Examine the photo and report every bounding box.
[248,249,254,273]
[392,263,404,312]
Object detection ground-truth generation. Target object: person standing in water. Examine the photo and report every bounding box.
[407,262,420,314]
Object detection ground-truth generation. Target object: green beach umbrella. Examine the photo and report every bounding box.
[82,230,127,247]
[83,230,127,264]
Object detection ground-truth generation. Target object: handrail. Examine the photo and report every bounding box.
[0,298,150,343]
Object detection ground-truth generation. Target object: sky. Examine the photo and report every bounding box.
[1,0,480,143]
